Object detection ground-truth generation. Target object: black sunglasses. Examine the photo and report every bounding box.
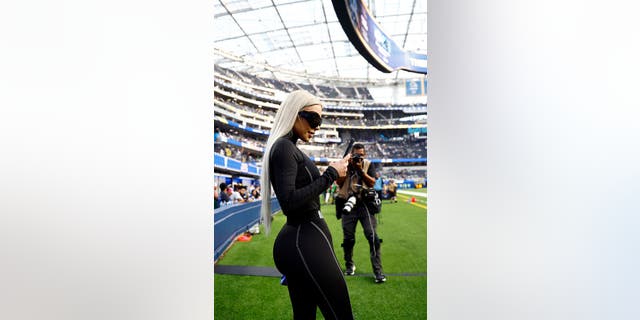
[298,111,322,129]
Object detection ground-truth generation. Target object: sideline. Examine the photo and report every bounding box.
[396,194,427,210]
[397,189,427,198]
[215,265,426,278]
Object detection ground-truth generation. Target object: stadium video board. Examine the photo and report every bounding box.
[332,0,428,74]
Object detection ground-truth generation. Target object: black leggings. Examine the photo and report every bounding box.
[273,219,354,320]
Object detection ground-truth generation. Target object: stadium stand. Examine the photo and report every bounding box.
[213,64,427,193]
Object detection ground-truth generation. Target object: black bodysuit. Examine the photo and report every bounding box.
[270,134,354,320]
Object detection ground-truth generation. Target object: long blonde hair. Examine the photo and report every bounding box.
[260,90,322,235]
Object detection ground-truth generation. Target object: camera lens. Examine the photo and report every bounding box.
[343,196,357,213]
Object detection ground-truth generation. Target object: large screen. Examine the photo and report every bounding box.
[332,0,427,74]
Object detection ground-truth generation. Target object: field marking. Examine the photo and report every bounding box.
[397,189,428,198]
[396,194,427,210]
[215,265,427,278]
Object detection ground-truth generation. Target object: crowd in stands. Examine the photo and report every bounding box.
[215,95,277,118]
[215,65,375,101]
[215,67,272,94]
[216,130,266,149]
[215,143,263,164]
[215,182,262,209]
[215,129,266,164]
[215,67,427,132]
[380,168,427,184]
[215,78,279,105]
[216,93,427,135]
[333,118,367,127]
[378,140,427,159]
[302,142,383,159]
[302,140,426,160]
[215,126,425,164]
[214,170,425,211]
[359,103,426,109]
[214,64,427,190]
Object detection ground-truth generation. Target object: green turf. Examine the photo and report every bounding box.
[215,192,427,319]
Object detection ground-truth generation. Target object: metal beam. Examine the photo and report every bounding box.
[214,0,316,18]
[215,21,328,42]
[396,0,418,80]
[218,0,262,54]
[319,0,341,79]
[215,10,426,42]
[270,0,306,73]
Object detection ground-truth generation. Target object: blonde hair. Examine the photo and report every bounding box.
[260,90,322,235]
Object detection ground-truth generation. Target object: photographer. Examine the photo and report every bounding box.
[336,144,386,283]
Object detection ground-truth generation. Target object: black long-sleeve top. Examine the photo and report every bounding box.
[269,133,338,225]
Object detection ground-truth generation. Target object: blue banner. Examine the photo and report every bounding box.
[406,79,423,96]
[226,120,269,135]
[214,154,262,176]
[407,127,427,134]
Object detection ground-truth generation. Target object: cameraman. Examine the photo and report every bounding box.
[336,144,386,283]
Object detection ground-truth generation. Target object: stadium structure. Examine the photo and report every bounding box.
[214,0,427,196]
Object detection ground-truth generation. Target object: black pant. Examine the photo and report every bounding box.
[341,205,383,275]
[273,218,354,320]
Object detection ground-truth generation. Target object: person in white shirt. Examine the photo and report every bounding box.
[228,187,245,203]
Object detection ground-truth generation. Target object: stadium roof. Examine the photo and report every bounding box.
[214,0,427,86]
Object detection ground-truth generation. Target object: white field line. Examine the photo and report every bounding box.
[397,189,427,198]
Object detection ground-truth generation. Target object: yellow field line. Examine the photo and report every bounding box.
[396,194,428,210]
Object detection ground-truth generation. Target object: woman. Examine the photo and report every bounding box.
[260,90,353,319]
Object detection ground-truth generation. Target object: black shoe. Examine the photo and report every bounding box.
[345,264,356,276]
[374,273,386,283]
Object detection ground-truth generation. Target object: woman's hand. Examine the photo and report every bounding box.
[329,154,351,177]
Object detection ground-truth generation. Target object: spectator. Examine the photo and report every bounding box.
[228,186,245,203]
[219,183,231,205]
[387,180,397,203]
[214,185,220,209]
[373,172,383,200]
[250,186,261,201]
[237,185,250,202]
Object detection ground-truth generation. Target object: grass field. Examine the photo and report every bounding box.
[214,189,427,319]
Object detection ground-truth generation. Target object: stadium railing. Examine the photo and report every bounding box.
[214,198,281,262]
